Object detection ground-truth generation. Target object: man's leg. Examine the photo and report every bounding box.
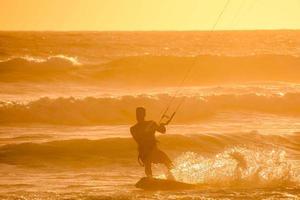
[157,150,175,180]
[164,157,175,180]
[160,150,173,169]
[144,160,153,178]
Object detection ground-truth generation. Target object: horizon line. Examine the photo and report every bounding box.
[0,28,300,32]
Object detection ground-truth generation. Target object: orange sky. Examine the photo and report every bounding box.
[0,0,300,31]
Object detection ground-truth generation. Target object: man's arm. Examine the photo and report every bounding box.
[130,126,138,143]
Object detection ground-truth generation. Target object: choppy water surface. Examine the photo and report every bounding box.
[1,31,300,199]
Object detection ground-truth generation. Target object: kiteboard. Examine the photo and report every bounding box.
[135,177,196,190]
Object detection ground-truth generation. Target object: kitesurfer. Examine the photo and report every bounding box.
[130,107,174,179]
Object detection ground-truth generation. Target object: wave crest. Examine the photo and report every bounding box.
[0,55,81,65]
[1,55,300,84]
[1,93,300,125]
[0,55,82,82]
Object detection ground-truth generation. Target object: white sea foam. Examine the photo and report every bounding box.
[169,147,300,188]
[0,55,82,65]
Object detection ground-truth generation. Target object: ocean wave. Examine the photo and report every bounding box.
[1,55,300,84]
[1,93,300,125]
[0,133,299,188]
[0,133,299,165]
[0,55,83,82]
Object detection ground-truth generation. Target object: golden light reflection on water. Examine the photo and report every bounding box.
[163,147,299,188]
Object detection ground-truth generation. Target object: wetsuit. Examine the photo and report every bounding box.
[130,120,172,177]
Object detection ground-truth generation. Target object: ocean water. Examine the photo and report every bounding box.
[1,31,300,199]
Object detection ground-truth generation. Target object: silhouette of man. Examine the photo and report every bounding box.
[130,107,174,179]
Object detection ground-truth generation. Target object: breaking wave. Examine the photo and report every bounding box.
[1,92,300,125]
[0,132,299,188]
[1,55,300,84]
[0,55,83,82]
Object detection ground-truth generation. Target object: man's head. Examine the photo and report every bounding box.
[136,107,146,122]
